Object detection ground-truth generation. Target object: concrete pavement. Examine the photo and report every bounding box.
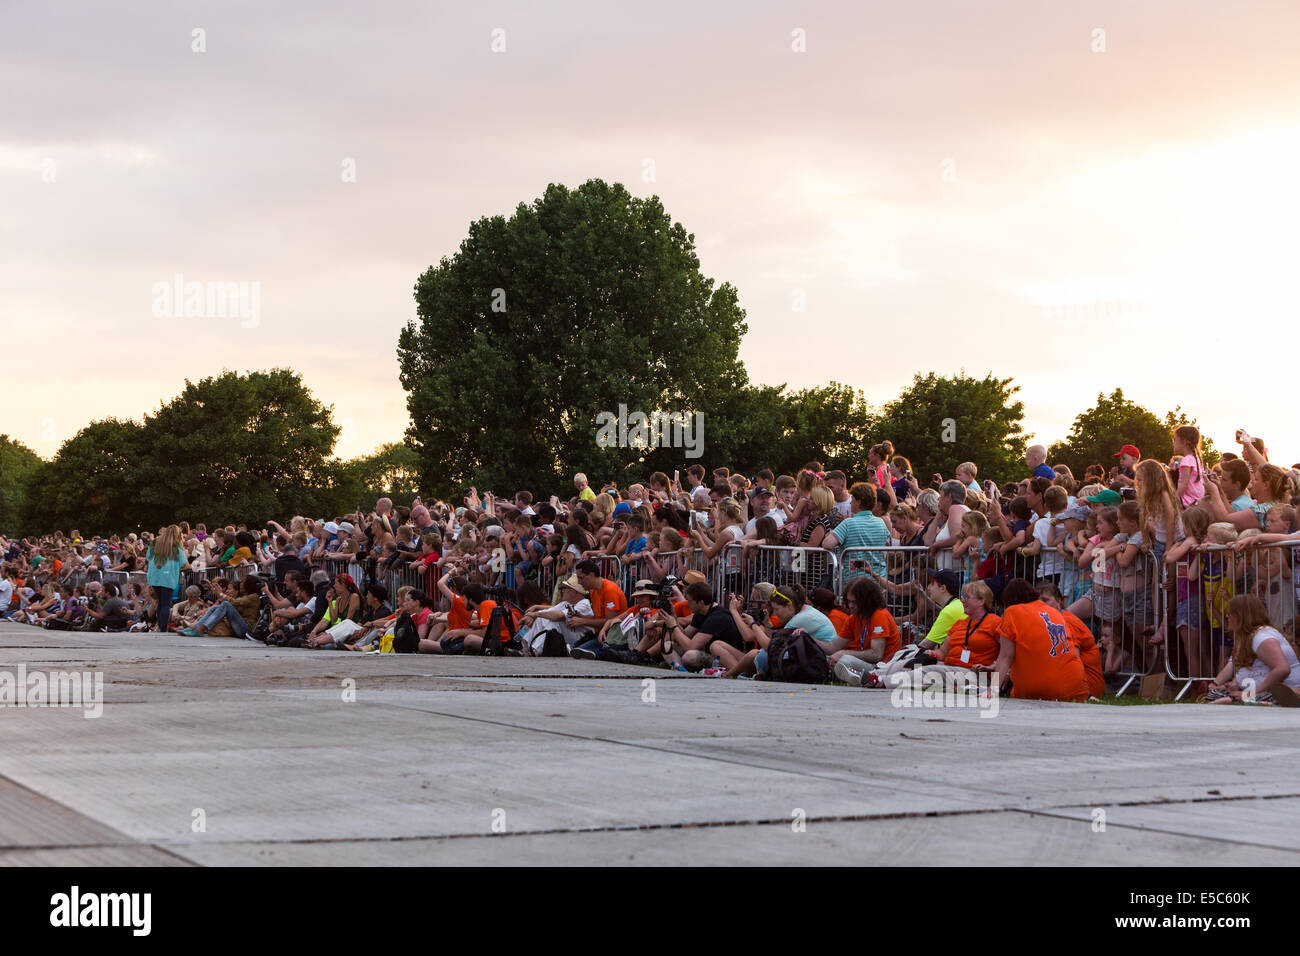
[1,622,1297,865]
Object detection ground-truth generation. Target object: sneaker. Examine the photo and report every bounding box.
[833,658,866,687]
[570,646,597,661]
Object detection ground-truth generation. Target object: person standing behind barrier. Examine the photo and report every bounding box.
[987,578,1089,702]
[825,471,853,518]
[1026,445,1056,482]
[1207,595,1300,702]
[925,481,970,572]
[823,483,890,580]
[146,525,189,634]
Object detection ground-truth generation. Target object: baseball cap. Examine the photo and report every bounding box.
[926,569,961,594]
[1086,489,1122,506]
[1059,503,1091,522]
[749,485,773,499]
[323,521,340,535]
[337,521,355,535]
[1114,444,1140,459]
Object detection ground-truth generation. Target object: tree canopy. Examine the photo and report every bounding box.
[398,178,751,497]
[1048,389,1217,478]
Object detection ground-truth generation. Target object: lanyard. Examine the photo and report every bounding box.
[962,612,990,653]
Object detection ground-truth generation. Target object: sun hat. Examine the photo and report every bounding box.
[559,575,588,595]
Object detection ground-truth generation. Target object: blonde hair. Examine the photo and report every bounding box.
[962,580,994,607]
[1135,459,1180,543]
[961,511,989,537]
[592,493,615,524]
[152,525,183,568]
[809,486,834,517]
[1206,522,1239,545]
[957,461,977,480]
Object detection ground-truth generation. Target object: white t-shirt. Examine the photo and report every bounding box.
[745,508,787,535]
[1237,627,1300,691]
[0,579,13,611]
[833,498,852,518]
[1034,516,1065,576]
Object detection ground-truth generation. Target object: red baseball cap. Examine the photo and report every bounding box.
[1114,444,1140,459]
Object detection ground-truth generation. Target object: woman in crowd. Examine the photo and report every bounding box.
[1207,595,1300,702]
[146,524,188,634]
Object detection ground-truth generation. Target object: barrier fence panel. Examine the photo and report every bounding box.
[712,544,836,609]
[1166,541,1300,701]
[838,545,935,641]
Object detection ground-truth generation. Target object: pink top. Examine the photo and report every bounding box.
[1177,454,1205,508]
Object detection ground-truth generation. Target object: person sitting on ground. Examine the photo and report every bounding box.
[829,577,901,684]
[172,585,208,630]
[83,582,130,631]
[517,576,596,656]
[987,577,1090,702]
[181,577,262,639]
[570,579,661,663]
[1037,581,1105,698]
[1206,595,1300,703]
[658,580,746,673]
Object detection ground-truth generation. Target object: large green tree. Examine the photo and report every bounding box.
[398,179,750,497]
[132,369,340,528]
[1048,389,1217,477]
[20,420,145,535]
[0,435,42,535]
[873,372,1027,486]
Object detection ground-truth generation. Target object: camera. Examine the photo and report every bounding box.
[654,575,679,611]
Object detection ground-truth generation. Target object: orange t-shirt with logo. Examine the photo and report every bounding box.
[996,601,1088,702]
[836,608,900,658]
[1062,610,1104,698]
[592,579,627,618]
[943,613,1001,669]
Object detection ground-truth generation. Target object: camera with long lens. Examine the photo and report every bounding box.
[654,575,679,611]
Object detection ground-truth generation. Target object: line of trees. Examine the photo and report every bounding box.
[3,181,1212,538]
[1,370,420,537]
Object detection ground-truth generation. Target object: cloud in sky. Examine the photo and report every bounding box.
[2,0,1298,465]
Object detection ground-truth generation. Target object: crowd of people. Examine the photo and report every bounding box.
[4,426,1300,703]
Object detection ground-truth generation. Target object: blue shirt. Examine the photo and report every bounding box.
[623,536,647,556]
[788,607,839,644]
[831,512,891,577]
[1033,464,1056,480]
[145,546,185,590]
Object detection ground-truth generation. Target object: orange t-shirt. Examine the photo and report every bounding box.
[943,612,1002,669]
[447,594,470,630]
[1062,610,1105,698]
[827,608,850,637]
[837,608,900,658]
[471,600,495,628]
[672,599,691,618]
[996,601,1088,702]
[592,579,628,618]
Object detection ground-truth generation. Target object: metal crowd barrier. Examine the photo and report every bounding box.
[1165,541,1300,701]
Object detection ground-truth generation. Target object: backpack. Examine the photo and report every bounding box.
[766,628,830,684]
[480,603,524,656]
[391,611,420,653]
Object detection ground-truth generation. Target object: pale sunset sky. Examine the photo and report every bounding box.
[2,0,1298,467]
